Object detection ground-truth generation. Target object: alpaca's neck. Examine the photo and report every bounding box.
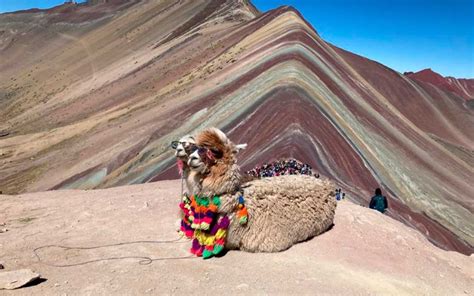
[177,159,186,176]
[177,159,193,195]
[200,162,241,197]
[187,170,203,196]
[182,165,190,178]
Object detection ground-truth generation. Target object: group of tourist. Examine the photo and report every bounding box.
[245,158,317,178]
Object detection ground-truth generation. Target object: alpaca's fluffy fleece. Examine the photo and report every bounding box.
[219,175,336,252]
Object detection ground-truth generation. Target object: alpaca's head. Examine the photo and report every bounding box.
[187,128,246,195]
[171,135,196,160]
[171,135,196,176]
[188,128,246,172]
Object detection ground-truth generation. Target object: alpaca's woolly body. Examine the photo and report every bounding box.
[219,175,336,252]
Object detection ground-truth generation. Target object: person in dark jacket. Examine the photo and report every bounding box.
[369,188,388,213]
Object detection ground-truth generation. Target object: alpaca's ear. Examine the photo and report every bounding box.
[233,143,247,154]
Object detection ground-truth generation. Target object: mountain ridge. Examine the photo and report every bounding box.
[405,68,474,100]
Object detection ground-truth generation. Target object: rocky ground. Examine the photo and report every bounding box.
[0,179,472,295]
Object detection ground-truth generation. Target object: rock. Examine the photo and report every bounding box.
[237,283,249,290]
[0,269,41,290]
[0,228,8,233]
[0,264,4,270]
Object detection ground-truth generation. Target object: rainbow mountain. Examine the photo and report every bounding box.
[0,0,473,254]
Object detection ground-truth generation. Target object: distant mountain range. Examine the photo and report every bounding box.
[405,68,474,101]
[0,0,472,254]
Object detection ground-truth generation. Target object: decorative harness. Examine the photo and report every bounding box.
[179,191,248,259]
[175,143,248,259]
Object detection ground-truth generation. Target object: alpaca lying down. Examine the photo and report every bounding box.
[220,175,336,252]
[185,127,337,254]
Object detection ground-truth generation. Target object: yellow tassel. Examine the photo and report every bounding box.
[215,229,226,239]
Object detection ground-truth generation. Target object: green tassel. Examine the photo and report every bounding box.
[196,196,209,206]
[212,195,221,206]
[213,244,224,255]
[239,216,248,224]
[202,249,213,259]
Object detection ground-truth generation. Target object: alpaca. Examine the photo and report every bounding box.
[171,135,196,235]
[173,134,247,238]
[187,127,336,253]
[172,135,196,181]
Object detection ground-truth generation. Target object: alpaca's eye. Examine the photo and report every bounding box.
[171,141,179,149]
[210,148,223,158]
[197,147,208,156]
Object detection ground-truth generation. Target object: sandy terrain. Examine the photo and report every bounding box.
[0,179,472,295]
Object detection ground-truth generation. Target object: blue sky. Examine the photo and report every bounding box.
[1,0,472,78]
[253,0,473,78]
[0,0,86,13]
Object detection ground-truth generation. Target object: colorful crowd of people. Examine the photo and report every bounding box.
[245,158,317,178]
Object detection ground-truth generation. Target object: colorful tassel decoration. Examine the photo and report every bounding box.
[237,193,248,225]
[183,195,228,259]
[179,192,248,259]
[178,195,194,238]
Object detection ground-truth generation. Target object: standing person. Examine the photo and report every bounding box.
[335,189,341,201]
[369,188,388,213]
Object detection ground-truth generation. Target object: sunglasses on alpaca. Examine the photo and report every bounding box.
[188,145,207,155]
[189,145,222,159]
[170,141,190,149]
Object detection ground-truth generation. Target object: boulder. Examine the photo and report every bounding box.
[0,269,41,290]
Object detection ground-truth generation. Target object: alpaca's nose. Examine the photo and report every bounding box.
[189,154,198,161]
